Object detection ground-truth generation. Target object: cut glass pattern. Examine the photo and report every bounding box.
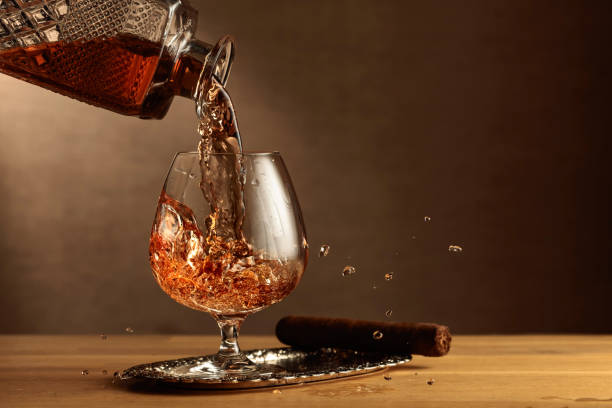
[0,0,65,49]
[0,0,168,50]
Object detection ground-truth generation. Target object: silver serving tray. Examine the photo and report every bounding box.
[119,347,412,389]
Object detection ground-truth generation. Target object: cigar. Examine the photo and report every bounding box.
[275,316,451,357]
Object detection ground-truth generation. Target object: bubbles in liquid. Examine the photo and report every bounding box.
[342,266,356,277]
[427,378,435,385]
[319,244,330,257]
[424,216,431,222]
[385,307,393,318]
[384,375,392,381]
[385,272,394,281]
[100,334,107,340]
[125,327,134,333]
[102,370,108,375]
[373,330,383,340]
[448,245,463,253]
[272,389,282,394]
[81,370,89,376]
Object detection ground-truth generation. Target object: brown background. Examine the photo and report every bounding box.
[0,0,610,334]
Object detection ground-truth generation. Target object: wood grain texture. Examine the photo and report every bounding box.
[1,335,611,407]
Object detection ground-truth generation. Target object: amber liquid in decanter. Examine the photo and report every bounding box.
[0,34,203,118]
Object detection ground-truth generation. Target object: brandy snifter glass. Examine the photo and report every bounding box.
[149,152,307,381]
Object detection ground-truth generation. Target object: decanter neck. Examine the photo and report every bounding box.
[177,36,235,106]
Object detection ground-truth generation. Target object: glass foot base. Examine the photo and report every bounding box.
[118,347,411,389]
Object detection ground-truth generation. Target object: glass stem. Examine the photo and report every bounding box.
[217,318,244,359]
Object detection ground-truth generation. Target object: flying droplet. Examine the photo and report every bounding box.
[427,378,435,385]
[125,327,134,333]
[414,372,419,376]
[372,282,377,290]
[385,308,393,318]
[112,371,119,384]
[411,235,416,240]
[342,265,356,277]
[373,330,383,340]
[384,375,392,381]
[424,216,431,222]
[385,272,394,281]
[319,244,330,257]
[81,370,89,376]
[448,245,463,253]
[100,334,107,340]
[272,389,282,394]
[102,370,108,375]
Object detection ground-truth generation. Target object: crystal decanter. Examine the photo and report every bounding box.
[0,0,234,118]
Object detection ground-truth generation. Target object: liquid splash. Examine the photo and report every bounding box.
[342,266,356,277]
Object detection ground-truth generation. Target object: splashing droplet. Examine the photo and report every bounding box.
[427,378,435,385]
[373,330,383,340]
[272,389,282,394]
[342,265,356,277]
[125,327,134,333]
[448,245,462,253]
[81,370,89,376]
[319,244,330,257]
[384,375,392,381]
[424,216,431,222]
[102,370,108,375]
[385,308,393,318]
[385,272,394,281]
[100,334,107,340]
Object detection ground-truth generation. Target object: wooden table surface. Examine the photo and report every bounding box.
[1,335,611,407]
